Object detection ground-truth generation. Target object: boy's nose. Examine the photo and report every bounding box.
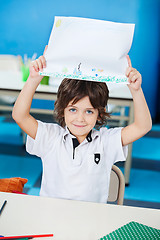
[77,112,85,121]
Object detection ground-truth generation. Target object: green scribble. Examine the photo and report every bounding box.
[40,72,128,84]
[62,67,68,73]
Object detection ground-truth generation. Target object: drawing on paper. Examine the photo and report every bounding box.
[40,71,128,84]
[92,68,104,77]
[62,67,68,74]
[56,19,62,28]
[73,63,82,76]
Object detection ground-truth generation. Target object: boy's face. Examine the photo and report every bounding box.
[64,96,99,143]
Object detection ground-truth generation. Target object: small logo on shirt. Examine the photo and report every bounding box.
[94,153,100,164]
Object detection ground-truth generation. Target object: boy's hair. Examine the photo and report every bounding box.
[54,78,110,129]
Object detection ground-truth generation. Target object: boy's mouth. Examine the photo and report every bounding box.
[73,124,87,128]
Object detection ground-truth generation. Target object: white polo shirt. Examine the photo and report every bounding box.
[26,120,128,203]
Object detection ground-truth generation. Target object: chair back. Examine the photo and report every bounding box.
[108,165,125,205]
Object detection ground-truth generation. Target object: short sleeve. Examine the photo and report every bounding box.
[101,127,128,164]
[26,120,62,158]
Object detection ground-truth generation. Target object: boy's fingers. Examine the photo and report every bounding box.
[129,74,138,83]
[31,48,47,72]
[31,58,43,72]
[125,67,132,77]
[126,67,137,78]
[128,71,141,84]
[43,45,48,55]
[36,58,43,71]
[32,60,39,72]
[126,55,132,68]
[39,55,46,68]
[128,68,137,77]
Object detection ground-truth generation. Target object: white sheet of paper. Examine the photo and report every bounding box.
[40,16,135,84]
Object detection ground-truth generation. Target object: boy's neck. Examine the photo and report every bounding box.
[68,128,92,144]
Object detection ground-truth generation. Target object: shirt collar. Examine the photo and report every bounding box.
[62,126,70,142]
[62,126,99,142]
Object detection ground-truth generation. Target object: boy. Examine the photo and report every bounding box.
[12,48,152,203]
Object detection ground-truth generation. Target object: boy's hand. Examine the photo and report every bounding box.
[126,55,142,91]
[29,45,48,81]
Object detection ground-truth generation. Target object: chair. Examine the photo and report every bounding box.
[108,165,125,205]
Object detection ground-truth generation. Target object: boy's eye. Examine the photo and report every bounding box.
[86,110,93,114]
[69,108,76,113]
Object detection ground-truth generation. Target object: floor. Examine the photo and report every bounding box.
[0,113,160,209]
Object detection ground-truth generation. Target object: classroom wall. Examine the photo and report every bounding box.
[0,0,160,119]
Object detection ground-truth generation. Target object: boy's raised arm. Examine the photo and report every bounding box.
[121,56,152,146]
[12,46,47,139]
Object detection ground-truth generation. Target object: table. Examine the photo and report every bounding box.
[0,71,133,184]
[0,192,160,240]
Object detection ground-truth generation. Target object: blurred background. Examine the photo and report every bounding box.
[0,0,160,208]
